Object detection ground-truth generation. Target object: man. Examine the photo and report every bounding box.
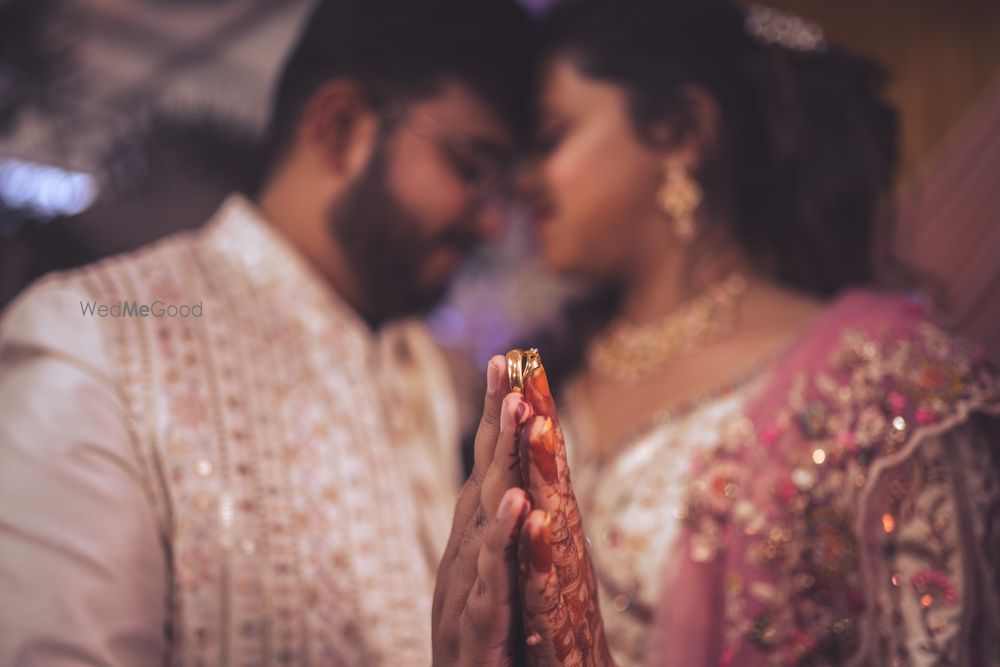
[0,0,534,663]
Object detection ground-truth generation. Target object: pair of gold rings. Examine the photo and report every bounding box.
[506,348,542,393]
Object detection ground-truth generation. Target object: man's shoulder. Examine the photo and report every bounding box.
[11,223,204,297]
[1,228,209,359]
[71,225,208,293]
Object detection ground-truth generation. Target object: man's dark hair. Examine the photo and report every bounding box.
[262,0,536,175]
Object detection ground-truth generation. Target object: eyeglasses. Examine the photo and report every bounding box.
[381,102,512,207]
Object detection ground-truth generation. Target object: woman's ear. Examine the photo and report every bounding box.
[649,84,721,169]
[301,79,379,177]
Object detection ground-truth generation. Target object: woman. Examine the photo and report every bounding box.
[517,1,1000,665]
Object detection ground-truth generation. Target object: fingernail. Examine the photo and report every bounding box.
[529,514,553,572]
[496,488,518,519]
[527,417,557,484]
[527,366,551,399]
[486,359,500,395]
[537,417,556,453]
[514,399,530,426]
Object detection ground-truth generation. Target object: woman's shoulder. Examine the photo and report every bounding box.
[759,288,996,424]
[787,288,971,366]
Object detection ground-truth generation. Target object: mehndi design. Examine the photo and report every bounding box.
[507,348,615,667]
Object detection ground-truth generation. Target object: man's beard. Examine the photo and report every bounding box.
[327,141,479,325]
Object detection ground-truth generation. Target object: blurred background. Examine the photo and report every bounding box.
[1,0,999,367]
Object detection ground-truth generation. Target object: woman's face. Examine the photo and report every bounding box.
[525,55,668,282]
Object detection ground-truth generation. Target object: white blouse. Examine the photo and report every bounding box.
[564,381,761,667]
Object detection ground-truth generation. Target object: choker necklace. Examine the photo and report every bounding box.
[588,273,749,383]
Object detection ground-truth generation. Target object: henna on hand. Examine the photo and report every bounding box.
[517,366,614,667]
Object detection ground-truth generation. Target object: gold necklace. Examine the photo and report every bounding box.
[587,273,749,383]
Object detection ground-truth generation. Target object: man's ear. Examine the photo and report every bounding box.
[302,79,379,177]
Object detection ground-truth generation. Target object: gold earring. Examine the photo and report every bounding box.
[657,161,702,241]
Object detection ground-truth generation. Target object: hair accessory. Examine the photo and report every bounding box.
[745,5,826,53]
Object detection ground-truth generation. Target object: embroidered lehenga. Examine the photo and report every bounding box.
[563,291,1000,667]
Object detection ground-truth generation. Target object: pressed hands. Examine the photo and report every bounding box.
[432,353,615,667]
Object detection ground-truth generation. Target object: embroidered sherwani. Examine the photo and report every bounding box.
[0,195,460,665]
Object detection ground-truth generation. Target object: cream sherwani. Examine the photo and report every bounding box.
[0,195,461,665]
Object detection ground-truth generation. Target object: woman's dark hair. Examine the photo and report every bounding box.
[540,0,900,298]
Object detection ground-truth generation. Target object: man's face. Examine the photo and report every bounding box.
[328,82,513,323]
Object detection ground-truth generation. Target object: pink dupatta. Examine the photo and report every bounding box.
[649,291,1000,666]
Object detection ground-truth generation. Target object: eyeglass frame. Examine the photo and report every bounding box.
[379,100,515,208]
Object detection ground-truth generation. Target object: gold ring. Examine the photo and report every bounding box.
[506,348,542,393]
